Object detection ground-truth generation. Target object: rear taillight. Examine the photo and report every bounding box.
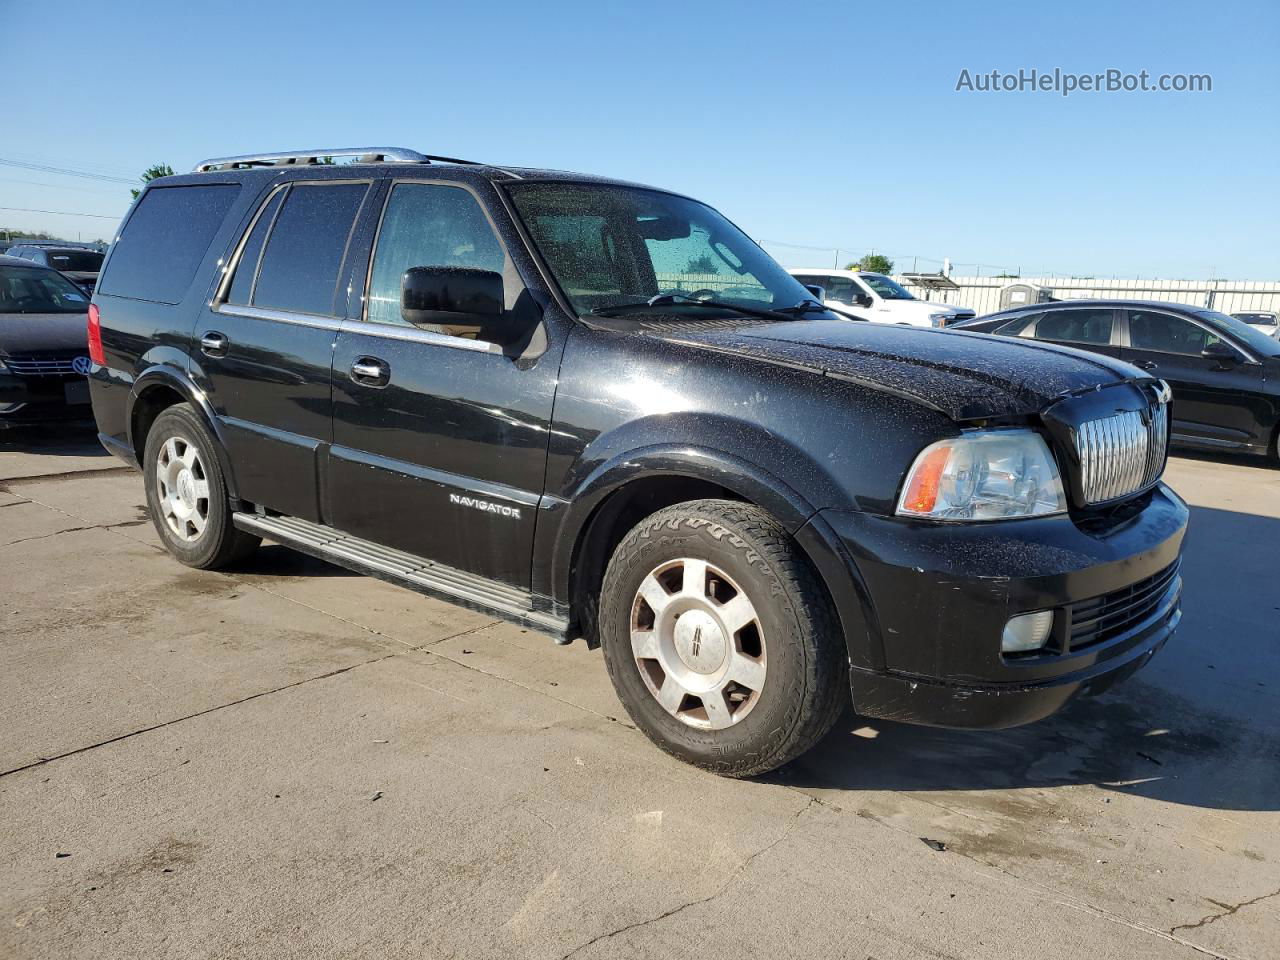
[87,303,105,366]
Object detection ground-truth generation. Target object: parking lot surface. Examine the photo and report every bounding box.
[1,425,1277,960]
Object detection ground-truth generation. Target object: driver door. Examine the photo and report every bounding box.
[327,180,562,588]
[1120,308,1266,448]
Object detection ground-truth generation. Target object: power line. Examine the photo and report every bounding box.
[0,158,136,185]
[0,205,123,220]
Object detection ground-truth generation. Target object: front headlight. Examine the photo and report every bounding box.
[897,429,1067,521]
[928,312,951,327]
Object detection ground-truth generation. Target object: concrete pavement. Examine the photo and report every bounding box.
[1,424,1276,959]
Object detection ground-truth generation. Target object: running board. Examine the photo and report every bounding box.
[232,513,569,640]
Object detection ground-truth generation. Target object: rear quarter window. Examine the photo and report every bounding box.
[99,184,241,303]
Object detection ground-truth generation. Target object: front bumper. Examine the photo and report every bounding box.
[819,483,1188,729]
[0,370,92,425]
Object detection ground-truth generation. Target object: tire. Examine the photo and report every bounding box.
[142,403,260,569]
[599,499,846,777]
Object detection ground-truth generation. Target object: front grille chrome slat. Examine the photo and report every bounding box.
[2,355,79,376]
[1073,390,1169,504]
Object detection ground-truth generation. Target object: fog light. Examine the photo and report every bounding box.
[1002,611,1054,653]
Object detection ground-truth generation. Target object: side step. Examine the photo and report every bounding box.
[232,513,569,640]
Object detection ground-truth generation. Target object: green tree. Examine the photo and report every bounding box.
[845,253,895,274]
[131,163,175,200]
[684,254,718,275]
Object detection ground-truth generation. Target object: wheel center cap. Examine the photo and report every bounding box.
[176,469,196,507]
[673,610,727,674]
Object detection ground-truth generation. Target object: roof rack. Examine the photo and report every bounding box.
[191,147,482,173]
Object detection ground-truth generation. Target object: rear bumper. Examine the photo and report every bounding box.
[818,483,1188,729]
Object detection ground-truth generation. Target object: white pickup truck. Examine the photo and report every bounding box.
[788,268,975,328]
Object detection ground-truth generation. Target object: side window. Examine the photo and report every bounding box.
[252,183,368,316]
[1027,308,1114,345]
[225,188,286,306]
[366,183,505,328]
[1128,311,1222,356]
[98,184,242,303]
[999,311,1044,335]
[825,277,858,305]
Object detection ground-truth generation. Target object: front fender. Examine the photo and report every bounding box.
[539,433,881,670]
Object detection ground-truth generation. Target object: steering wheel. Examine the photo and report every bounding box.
[684,288,720,301]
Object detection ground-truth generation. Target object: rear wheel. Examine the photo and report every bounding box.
[143,404,259,569]
[599,499,846,777]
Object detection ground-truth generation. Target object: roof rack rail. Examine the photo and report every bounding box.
[191,147,483,173]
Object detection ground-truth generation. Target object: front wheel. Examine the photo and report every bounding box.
[143,404,260,569]
[599,500,846,777]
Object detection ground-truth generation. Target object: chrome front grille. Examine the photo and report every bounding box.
[2,355,79,376]
[1075,393,1169,504]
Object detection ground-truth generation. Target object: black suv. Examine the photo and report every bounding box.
[88,148,1187,776]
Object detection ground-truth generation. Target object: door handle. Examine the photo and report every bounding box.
[1135,360,1159,370]
[200,331,228,357]
[350,357,390,386]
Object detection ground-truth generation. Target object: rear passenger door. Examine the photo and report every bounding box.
[1014,306,1122,361]
[192,179,376,522]
[327,179,559,589]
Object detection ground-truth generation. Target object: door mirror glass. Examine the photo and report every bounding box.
[401,266,504,331]
[855,292,874,308]
[804,284,826,301]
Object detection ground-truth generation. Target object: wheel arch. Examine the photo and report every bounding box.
[127,365,241,502]
[547,444,878,667]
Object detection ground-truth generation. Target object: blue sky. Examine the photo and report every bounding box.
[2,0,1276,278]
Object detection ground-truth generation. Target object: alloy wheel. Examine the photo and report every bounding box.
[630,557,767,729]
[156,435,210,542]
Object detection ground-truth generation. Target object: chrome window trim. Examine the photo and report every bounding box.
[339,317,502,354]
[212,304,343,331]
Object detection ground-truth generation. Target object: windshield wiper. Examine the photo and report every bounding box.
[588,293,795,324]
[773,298,866,322]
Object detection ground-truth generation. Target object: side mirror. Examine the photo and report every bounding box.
[804,284,826,301]
[401,266,503,331]
[1201,341,1240,366]
[855,293,874,308]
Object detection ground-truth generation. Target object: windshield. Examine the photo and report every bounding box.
[1197,310,1280,357]
[860,273,915,300]
[506,182,813,316]
[45,250,104,272]
[1234,312,1277,326]
[0,265,91,314]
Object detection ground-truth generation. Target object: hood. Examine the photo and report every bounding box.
[660,319,1146,421]
[917,299,971,315]
[0,311,90,356]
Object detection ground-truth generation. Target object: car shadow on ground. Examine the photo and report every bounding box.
[1171,447,1278,471]
[0,420,105,458]
[774,501,1280,814]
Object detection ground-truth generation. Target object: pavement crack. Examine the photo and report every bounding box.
[2,519,152,548]
[0,652,400,780]
[1170,886,1280,935]
[558,797,814,959]
[3,524,101,547]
